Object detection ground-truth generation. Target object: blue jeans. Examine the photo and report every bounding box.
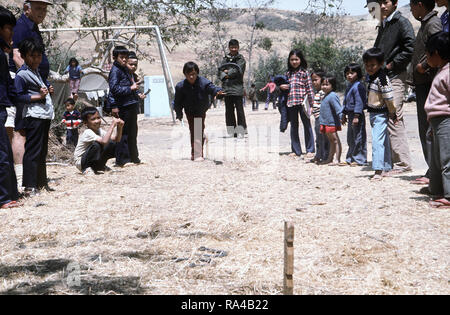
[287,106,314,156]
[314,119,329,161]
[345,112,367,165]
[370,112,392,171]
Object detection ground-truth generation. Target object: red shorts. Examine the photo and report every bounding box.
[320,125,341,134]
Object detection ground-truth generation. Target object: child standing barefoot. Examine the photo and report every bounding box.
[318,76,343,165]
[311,70,329,163]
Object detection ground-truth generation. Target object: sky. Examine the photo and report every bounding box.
[226,0,411,16]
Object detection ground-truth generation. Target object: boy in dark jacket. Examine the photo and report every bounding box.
[108,46,141,166]
[0,7,20,208]
[218,39,247,138]
[174,62,224,161]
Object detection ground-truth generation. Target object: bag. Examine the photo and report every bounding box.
[302,96,310,116]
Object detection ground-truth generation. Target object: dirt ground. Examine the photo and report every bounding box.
[0,101,448,295]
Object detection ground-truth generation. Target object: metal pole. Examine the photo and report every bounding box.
[154,26,175,123]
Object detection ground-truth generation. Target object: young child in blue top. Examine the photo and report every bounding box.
[14,37,54,195]
[174,62,224,161]
[341,63,368,166]
[0,7,20,209]
[108,46,141,166]
[64,57,82,99]
[311,70,329,163]
[318,76,344,165]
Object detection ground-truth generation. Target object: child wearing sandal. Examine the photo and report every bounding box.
[318,76,344,166]
[423,31,450,208]
[342,63,368,166]
[363,48,398,181]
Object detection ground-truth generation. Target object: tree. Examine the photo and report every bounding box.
[258,37,272,51]
[253,52,286,100]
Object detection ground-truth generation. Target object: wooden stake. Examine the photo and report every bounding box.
[284,221,294,295]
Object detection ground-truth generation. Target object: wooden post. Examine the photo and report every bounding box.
[283,221,294,295]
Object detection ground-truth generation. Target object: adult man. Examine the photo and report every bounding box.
[371,0,415,173]
[7,0,53,179]
[218,39,247,138]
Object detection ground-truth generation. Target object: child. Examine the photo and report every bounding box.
[174,62,224,161]
[64,57,82,100]
[74,107,124,174]
[363,48,398,181]
[14,38,54,194]
[62,98,81,147]
[409,0,442,185]
[0,6,19,208]
[260,77,276,110]
[310,70,329,163]
[108,46,141,166]
[318,76,344,165]
[423,31,450,208]
[218,39,247,138]
[248,83,258,111]
[273,74,290,133]
[280,49,315,158]
[342,63,368,166]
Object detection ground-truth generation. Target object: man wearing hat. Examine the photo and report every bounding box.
[7,0,53,185]
[366,0,415,174]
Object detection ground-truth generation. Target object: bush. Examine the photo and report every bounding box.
[292,36,364,91]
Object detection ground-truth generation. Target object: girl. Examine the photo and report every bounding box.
[65,57,82,99]
[311,70,329,163]
[318,76,344,166]
[342,63,368,166]
[280,49,315,158]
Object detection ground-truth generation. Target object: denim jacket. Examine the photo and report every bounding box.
[319,91,343,127]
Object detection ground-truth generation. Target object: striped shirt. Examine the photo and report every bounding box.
[286,68,315,109]
[366,70,396,114]
[62,110,82,129]
[312,90,325,119]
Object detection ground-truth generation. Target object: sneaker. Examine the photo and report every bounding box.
[237,134,244,139]
[24,187,40,197]
[194,157,205,162]
[82,168,96,176]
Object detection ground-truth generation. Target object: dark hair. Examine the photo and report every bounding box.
[363,47,385,64]
[183,61,199,75]
[410,0,435,10]
[378,0,398,5]
[0,6,16,28]
[426,31,450,61]
[18,37,44,58]
[112,46,129,59]
[228,39,239,47]
[311,69,326,80]
[322,76,337,91]
[65,98,75,105]
[81,106,99,122]
[251,83,255,87]
[287,49,308,71]
[344,63,363,80]
[68,57,79,67]
[128,51,137,60]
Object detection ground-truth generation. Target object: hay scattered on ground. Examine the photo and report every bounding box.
[0,103,448,295]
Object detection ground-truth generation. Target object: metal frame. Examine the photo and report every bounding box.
[41,25,175,122]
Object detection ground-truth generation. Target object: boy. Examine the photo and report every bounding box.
[74,106,124,174]
[408,0,442,185]
[14,37,54,195]
[62,98,81,147]
[423,31,450,208]
[174,62,224,161]
[218,39,247,138]
[363,48,398,181]
[108,46,141,166]
[0,6,20,208]
[248,83,258,111]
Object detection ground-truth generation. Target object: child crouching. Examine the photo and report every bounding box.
[174,62,224,161]
[74,107,124,174]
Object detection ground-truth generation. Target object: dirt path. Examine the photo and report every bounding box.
[0,102,448,295]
